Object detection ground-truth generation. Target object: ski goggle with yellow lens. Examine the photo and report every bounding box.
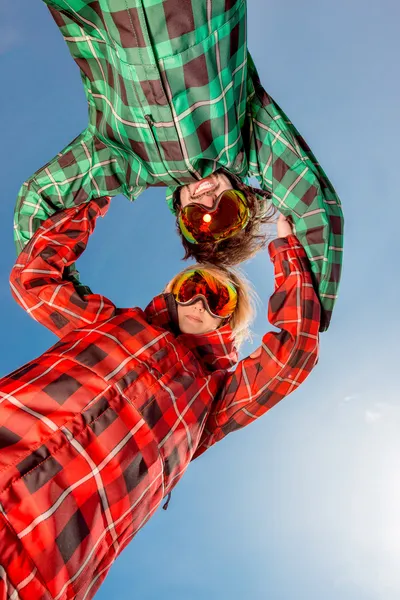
[178,190,250,244]
[172,269,238,319]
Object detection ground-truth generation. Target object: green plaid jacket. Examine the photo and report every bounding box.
[14,0,343,330]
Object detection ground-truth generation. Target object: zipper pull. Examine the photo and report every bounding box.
[162,492,172,510]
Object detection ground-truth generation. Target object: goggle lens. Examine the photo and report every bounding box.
[179,189,249,244]
[172,270,237,318]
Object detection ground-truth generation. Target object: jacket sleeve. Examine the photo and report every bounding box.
[192,235,321,460]
[14,129,128,295]
[246,53,343,332]
[10,197,116,338]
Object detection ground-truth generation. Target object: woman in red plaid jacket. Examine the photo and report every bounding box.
[0,197,320,600]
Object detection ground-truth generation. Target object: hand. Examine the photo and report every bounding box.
[277,213,294,238]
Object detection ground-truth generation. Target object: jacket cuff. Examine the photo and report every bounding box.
[268,234,307,260]
[91,196,111,217]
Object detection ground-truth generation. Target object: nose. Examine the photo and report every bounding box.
[193,195,215,209]
[192,299,205,311]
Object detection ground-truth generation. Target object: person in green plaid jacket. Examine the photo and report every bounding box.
[14,0,343,330]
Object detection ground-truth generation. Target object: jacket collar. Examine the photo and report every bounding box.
[144,294,238,372]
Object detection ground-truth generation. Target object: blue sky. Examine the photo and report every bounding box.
[1,1,400,598]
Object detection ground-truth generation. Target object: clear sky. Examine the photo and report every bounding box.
[1,1,400,598]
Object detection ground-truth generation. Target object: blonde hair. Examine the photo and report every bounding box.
[164,263,256,349]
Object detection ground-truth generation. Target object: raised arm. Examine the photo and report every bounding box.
[10,197,116,338]
[246,52,343,331]
[192,232,321,460]
[14,129,128,294]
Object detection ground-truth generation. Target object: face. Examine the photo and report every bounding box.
[177,299,222,335]
[179,173,233,209]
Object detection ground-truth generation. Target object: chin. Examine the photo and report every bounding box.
[179,324,201,335]
[177,317,204,335]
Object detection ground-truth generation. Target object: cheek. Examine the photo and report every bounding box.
[179,187,189,208]
[203,314,221,332]
[177,305,184,327]
[219,174,234,193]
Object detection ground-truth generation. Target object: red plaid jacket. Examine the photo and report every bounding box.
[0,198,320,600]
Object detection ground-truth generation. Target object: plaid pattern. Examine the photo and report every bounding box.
[1,198,320,598]
[13,0,343,330]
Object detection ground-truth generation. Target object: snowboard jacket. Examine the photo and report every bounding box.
[14,0,343,330]
[0,197,320,599]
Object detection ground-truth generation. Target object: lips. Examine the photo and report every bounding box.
[192,177,217,198]
[186,315,202,323]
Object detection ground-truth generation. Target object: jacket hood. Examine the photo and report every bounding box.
[144,293,238,372]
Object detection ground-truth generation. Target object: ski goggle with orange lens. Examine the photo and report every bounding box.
[172,269,238,319]
[178,189,250,244]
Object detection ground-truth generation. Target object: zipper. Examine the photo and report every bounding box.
[144,114,171,175]
[144,114,194,186]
